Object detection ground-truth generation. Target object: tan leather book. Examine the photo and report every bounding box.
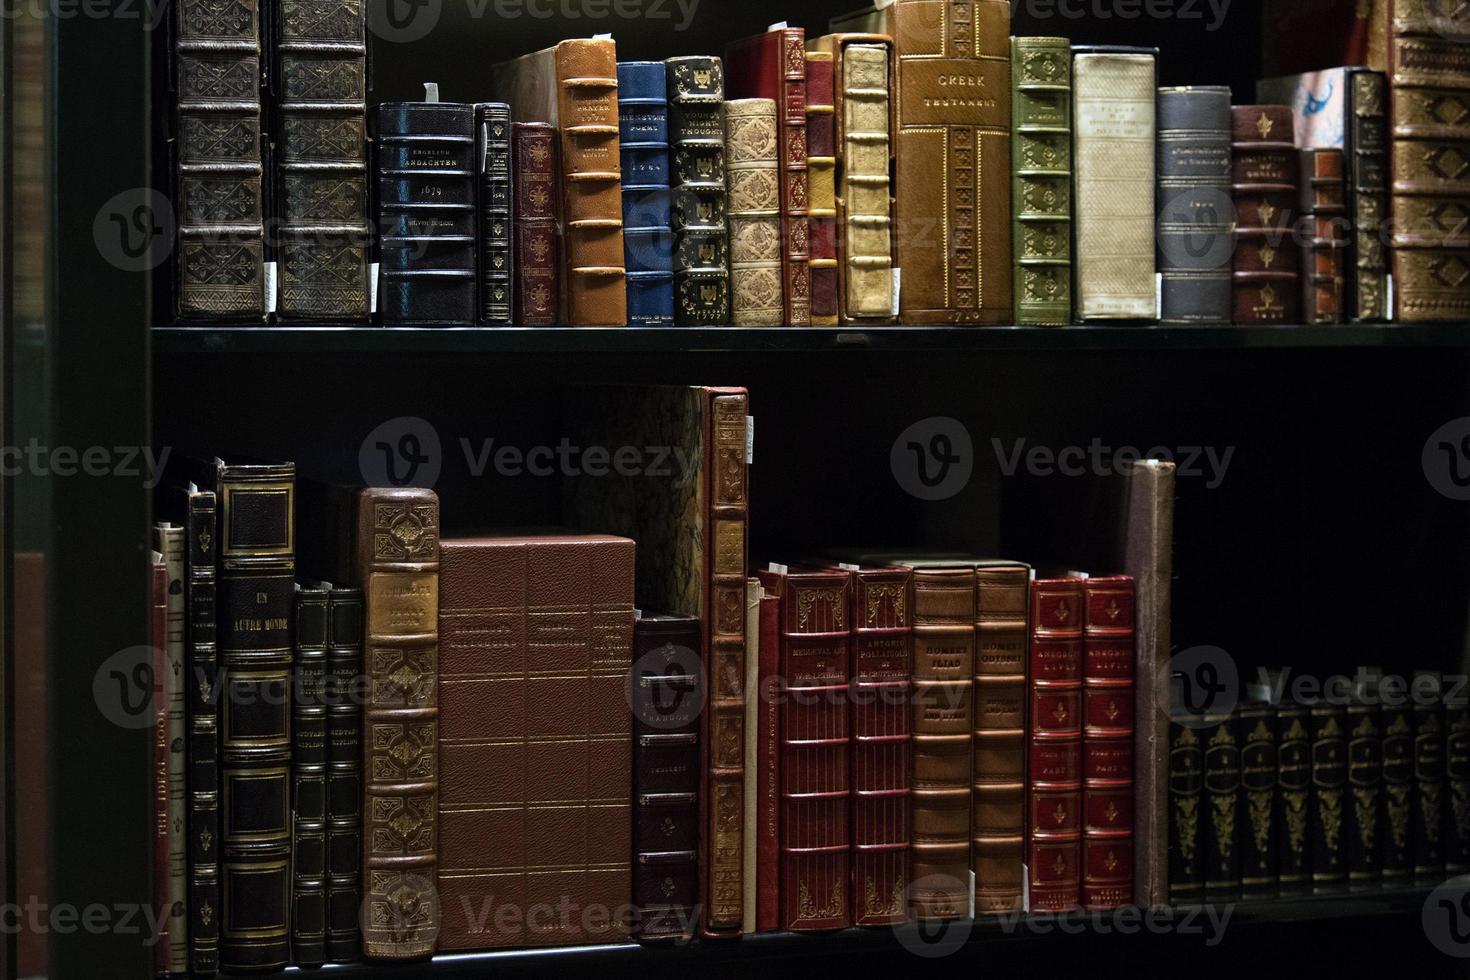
[725,98,785,326]
[973,562,1029,914]
[831,0,1012,324]
[436,532,634,950]
[741,577,762,933]
[1072,46,1157,321]
[492,38,627,326]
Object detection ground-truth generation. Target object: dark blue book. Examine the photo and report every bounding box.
[617,61,675,326]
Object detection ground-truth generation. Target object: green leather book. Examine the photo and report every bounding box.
[1011,37,1073,325]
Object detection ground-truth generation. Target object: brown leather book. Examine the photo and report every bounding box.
[741,579,762,934]
[1232,105,1301,324]
[437,533,634,950]
[833,0,1013,324]
[355,487,439,961]
[805,52,840,326]
[973,562,1029,915]
[494,39,627,326]
[1300,148,1349,324]
[513,122,559,326]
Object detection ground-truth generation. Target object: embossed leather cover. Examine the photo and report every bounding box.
[292,583,330,967]
[1448,695,1470,874]
[757,568,852,932]
[1345,690,1382,891]
[272,0,370,320]
[617,63,675,327]
[667,57,731,325]
[174,0,266,320]
[1309,703,1347,893]
[1167,721,1203,903]
[973,562,1028,914]
[1081,575,1133,910]
[1156,87,1233,325]
[727,98,785,326]
[153,524,188,972]
[494,39,628,326]
[355,488,439,960]
[325,586,363,963]
[1201,710,1240,901]
[513,123,560,326]
[1413,672,1447,882]
[805,53,839,326]
[1300,148,1349,324]
[727,27,812,325]
[1275,701,1311,896]
[1012,37,1073,326]
[375,102,477,324]
[182,487,221,975]
[1238,699,1278,900]
[1232,105,1301,324]
[437,534,634,950]
[1380,692,1414,886]
[475,104,515,324]
[1029,578,1082,912]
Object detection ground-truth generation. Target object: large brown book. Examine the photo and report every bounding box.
[832,0,1013,323]
[973,562,1029,914]
[437,533,634,950]
[493,38,627,326]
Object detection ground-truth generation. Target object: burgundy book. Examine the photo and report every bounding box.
[1081,575,1135,910]
[513,122,559,325]
[757,567,851,931]
[756,588,781,932]
[806,50,839,325]
[151,551,171,975]
[1231,105,1301,325]
[726,26,812,325]
[1028,577,1084,912]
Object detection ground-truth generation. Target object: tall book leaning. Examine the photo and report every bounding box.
[1011,37,1073,326]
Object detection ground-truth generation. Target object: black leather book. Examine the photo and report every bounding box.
[1275,700,1310,897]
[1345,685,1382,892]
[1201,711,1240,902]
[375,98,477,323]
[292,583,329,966]
[1343,69,1389,323]
[190,457,295,971]
[666,57,730,325]
[1309,702,1347,894]
[324,585,363,963]
[1448,693,1470,875]
[475,103,515,324]
[1414,672,1447,884]
[630,611,701,941]
[272,0,370,319]
[1155,86,1233,324]
[1380,693,1414,888]
[183,486,220,975]
[1238,699,1277,900]
[1167,719,1204,904]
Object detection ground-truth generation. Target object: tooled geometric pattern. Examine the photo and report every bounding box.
[1023,48,1069,85]
[1021,177,1069,216]
[1020,133,1067,171]
[1427,199,1470,236]
[1426,144,1470,181]
[370,719,436,782]
[728,169,779,215]
[730,215,780,263]
[282,242,367,285]
[677,277,730,316]
[183,177,259,224]
[284,175,366,223]
[182,115,259,163]
[1024,266,1068,302]
[669,59,723,100]
[788,126,808,167]
[370,645,436,707]
[726,112,777,166]
[368,794,435,856]
[1431,253,1470,288]
[179,56,259,101]
[183,241,261,286]
[1021,221,1068,261]
[180,0,255,40]
[733,266,783,312]
[283,115,364,162]
[373,501,438,560]
[1421,90,1470,128]
[280,0,362,40]
[283,58,365,103]
[674,145,726,185]
[366,870,437,935]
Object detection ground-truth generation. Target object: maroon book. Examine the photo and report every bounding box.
[756,589,781,932]
[1028,577,1084,912]
[513,122,559,326]
[1081,576,1135,910]
[805,51,838,325]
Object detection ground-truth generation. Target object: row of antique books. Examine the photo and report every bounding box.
[1169,671,1470,903]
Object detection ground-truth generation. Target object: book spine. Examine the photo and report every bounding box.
[1081,576,1133,910]
[184,492,220,975]
[1299,148,1348,324]
[1381,697,1414,886]
[1449,697,1470,874]
[174,0,266,320]
[325,587,363,963]
[617,62,675,327]
[291,585,329,966]
[273,0,370,319]
[727,97,784,327]
[1028,578,1083,912]
[151,555,172,976]
[476,104,515,324]
[1345,697,1383,890]
[1345,69,1389,322]
[779,29,811,326]
[741,580,761,934]
[910,569,975,920]
[1156,86,1232,325]
[756,591,781,932]
[1275,703,1311,896]
[850,569,911,927]
[805,53,839,326]
[973,566,1028,914]
[356,488,439,960]
[1167,720,1204,904]
[512,122,560,326]
[374,102,477,323]
[833,39,895,324]
[1309,702,1348,893]
[1414,674,1447,883]
[1231,105,1302,324]
[555,38,628,326]
[154,525,189,971]
[1238,702,1278,899]
[1201,711,1241,902]
[1011,37,1073,326]
[667,57,730,325]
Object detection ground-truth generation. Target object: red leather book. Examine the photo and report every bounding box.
[757,567,851,931]
[151,551,171,976]
[805,51,839,326]
[1028,577,1084,912]
[513,122,559,325]
[1081,575,1135,910]
[756,589,781,932]
[727,26,812,326]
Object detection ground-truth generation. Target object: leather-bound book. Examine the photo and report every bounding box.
[291,583,329,967]
[1413,671,1447,883]
[153,524,188,972]
[1156,87,1233,325]
[726,98,785,326]
[1201,710,1240,902]
[1238,698,1278,900]
[437,533,634,950]
[1381,688,1413,887]
[1449,693,1470,875]
[1345,678,1382,892]
[617,63,675,327]
[475,103,515,325]
[1029,577,1083,912]
[630,611,701,942]
[1081,575,1133,910]
[375,97,477,324]
[1011,37,1073,326]
[1167,721,1203,904]
[756,585,780,931]
[1072,47,1157,322]
[1309,702,1348,893]
[973,563,1029,915]
[513,123,559,326]
[493,38,628,326]
[726,26,811,325]
[1231,105,1301,325]
[324,586,363,963]
[757,567,852,932]
[1300,148,1349,324]
[190,458,295,971]
[1256,67,1391,321]
[1275,700,1311,897]
[173,0,265,319]
[151,551,171,976]
[832,0,1013,324]
[272,0,370,320]
[182,487,220,975]
[805,52,839,326]
[666,57,730,325]
[354,487,439,960]
[741,579,761,934]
